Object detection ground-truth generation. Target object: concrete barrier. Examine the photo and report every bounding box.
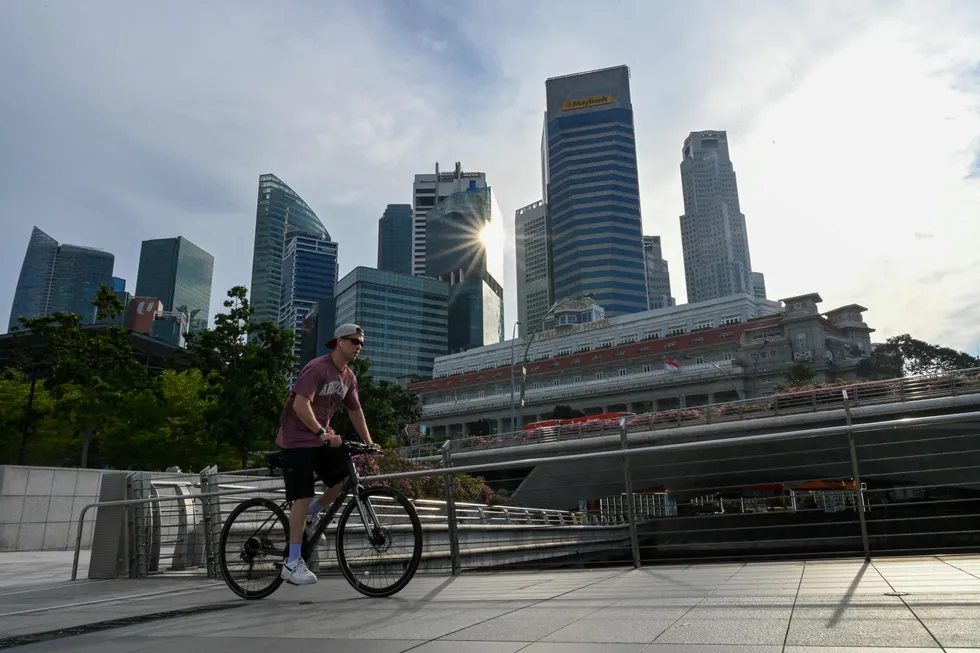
[0,465,102,552]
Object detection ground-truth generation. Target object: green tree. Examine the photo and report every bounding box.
[857,334,979,379]
[786,363,816,387]
[185,286,296,468]
[550,404,584,419]
[9,285,153,467]
[328,357,422,449]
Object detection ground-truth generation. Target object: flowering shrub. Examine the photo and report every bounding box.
[353,453,501,505]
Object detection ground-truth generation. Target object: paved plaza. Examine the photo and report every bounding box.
[2,552,980,651]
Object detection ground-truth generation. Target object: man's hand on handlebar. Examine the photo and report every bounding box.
[319,431,343,448]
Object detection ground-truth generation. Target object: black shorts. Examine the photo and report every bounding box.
[279,445,351,501]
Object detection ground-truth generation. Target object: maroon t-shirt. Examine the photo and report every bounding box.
[276,355,361,449]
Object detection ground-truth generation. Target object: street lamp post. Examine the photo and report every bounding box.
[684,354,743,401]
[508,320,522,433]
[515,293,594,430]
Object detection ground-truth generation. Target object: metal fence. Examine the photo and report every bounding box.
[72,388,980,580]
[399,367,980,458]
[71,460,606,581]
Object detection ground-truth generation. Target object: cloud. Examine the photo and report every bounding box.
[0,0,978,362]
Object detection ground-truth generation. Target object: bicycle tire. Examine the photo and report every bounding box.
[335,486,423,598]
[218,497,290,600]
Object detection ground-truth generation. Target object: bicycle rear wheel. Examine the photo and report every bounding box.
[218,497,289,600]
[336,486,423,597]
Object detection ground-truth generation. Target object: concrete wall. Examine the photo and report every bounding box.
[0,465,103,552]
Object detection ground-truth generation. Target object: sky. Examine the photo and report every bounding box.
[1,0,979,356]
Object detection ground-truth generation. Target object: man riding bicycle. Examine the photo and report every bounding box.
[275,323,377,585]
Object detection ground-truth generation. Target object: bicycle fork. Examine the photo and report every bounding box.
[352,490,386,547]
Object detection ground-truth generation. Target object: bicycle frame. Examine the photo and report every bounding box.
[302,450,384,553]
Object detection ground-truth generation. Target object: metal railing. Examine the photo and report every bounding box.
[399,367,980,458]
[72,394,980,579]
[71,464,600,581]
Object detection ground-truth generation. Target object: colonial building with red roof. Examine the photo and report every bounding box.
[409,292,874,439]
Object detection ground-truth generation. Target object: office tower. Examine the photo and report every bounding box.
[111,277,126,293]
[643,235,675,310]
[298,298,336,368]
[515,200,551,338]
[542,65,648,317]
[335,267,449,382]
[134,236,214,333]
[377,204,413,275]
[679,130,762,302]
[280,232,339,371]
[8,226,114,331]
[750,272,768,300]
[425,186,504,352]
[249,174,329,331]
[412,162,487,277]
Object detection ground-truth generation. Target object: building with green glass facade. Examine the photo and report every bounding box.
[334,267,449,382]
[8,226,115,331]
[249,174,329,333]
[134,236,214,333]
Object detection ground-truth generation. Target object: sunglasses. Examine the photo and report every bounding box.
[344,337,365,346]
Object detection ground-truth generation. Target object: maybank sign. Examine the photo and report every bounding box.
[562,95,613,111]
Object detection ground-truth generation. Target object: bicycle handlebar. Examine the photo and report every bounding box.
[341,439,382,456]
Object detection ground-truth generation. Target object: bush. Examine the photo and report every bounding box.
[353,453,502,505]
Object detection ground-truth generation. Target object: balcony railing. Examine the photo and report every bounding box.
[398,367,980,459]
[420,361,742,418]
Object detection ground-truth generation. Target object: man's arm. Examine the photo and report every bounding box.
[348,407,375,447]
[293,395,341,447]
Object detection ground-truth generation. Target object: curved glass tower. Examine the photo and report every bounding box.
[8,226,114,331]
[249,174,329,330]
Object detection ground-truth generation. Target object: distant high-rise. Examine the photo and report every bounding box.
[377,204,413,275]
[750,272,767,300]
[111,277,126,293]
[642,235,675,310]
[8,226,114,331]
[679,130,762,303]
[412,162,487,277]
[249,174,329,332]
[335,267,449,382]
[280,232,339,371]
[425,186,504,352]
[135,236,214,333]
[515,200,551,338]
[542,65,648,317]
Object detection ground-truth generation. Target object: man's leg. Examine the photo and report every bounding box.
[310,478,347,515]
[279,448,318,585]
[289,498,313,544]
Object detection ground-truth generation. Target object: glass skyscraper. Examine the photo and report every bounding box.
[8,226,114,331]
[280,232,339,371]
[134,236,214,333]
[543,65,648,317]
[425,186,504,353]
[377,204,413,275]
[249,174,329,332]
[335,267,449,382]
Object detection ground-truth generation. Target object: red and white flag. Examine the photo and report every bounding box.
[664,359,679,371]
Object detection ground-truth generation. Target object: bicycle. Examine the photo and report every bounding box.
[217,438,424,600]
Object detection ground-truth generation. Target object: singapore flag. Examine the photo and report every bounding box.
[664,359,679,372]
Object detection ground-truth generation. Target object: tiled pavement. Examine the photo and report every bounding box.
[2,552,980,651]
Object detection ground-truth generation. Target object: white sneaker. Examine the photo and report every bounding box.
[280,557,317,585]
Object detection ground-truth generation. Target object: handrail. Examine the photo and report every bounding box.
[368,408,980,485]
[71,485,271,580]
[401,367,980,457]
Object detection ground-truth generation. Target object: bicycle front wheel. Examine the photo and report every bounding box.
[218,497,289,600]
[336,486,423,597]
